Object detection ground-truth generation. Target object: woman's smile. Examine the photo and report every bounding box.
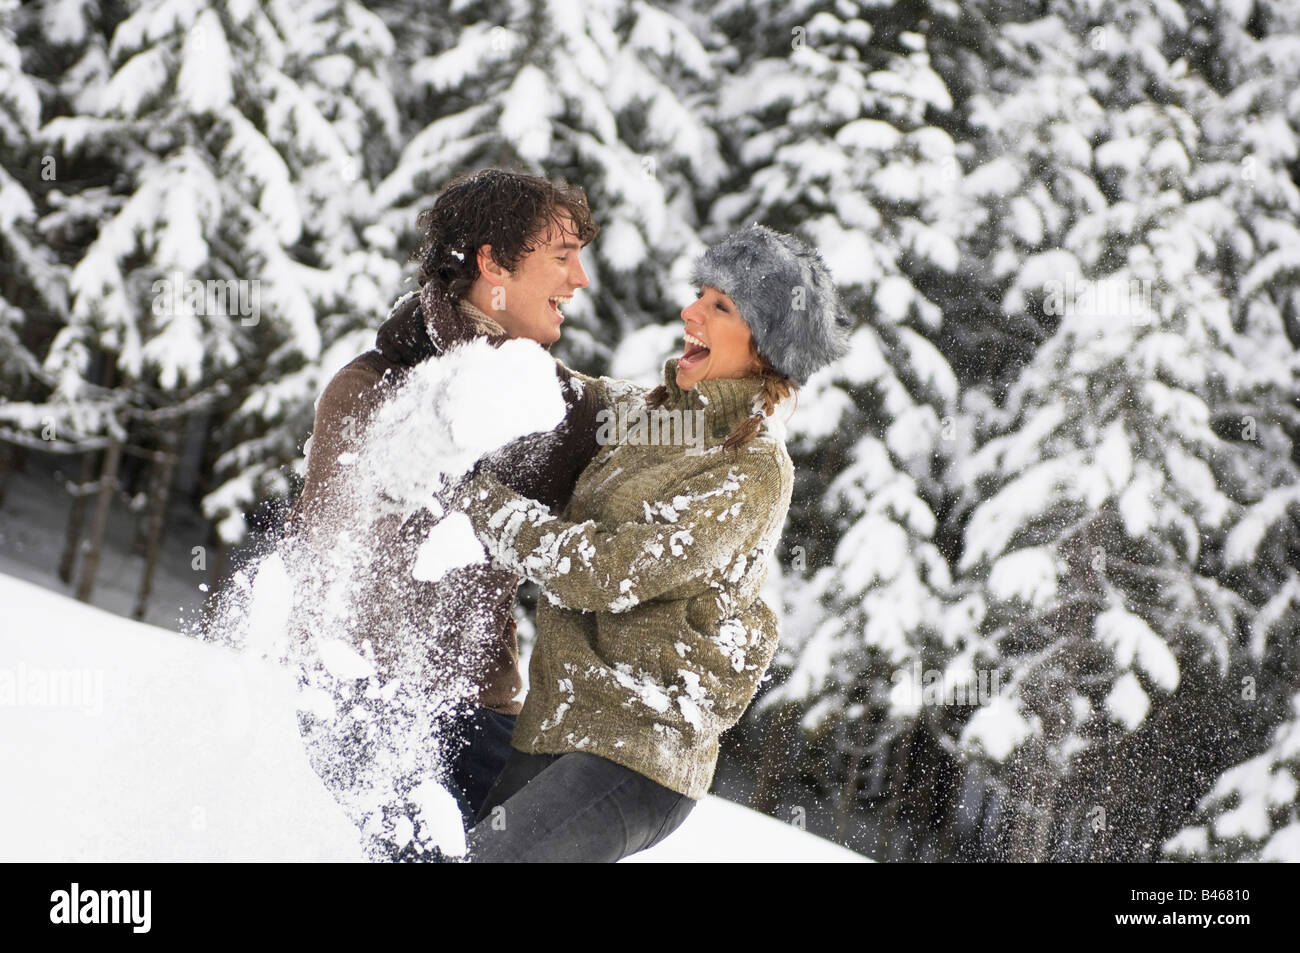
[679,328,711,370]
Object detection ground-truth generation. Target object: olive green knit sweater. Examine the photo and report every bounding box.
[457,358,795,799]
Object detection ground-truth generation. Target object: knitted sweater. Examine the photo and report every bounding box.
[457,358,795,798]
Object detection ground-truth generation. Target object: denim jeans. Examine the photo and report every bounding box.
[438,704,518,831]
[462,749,697,862]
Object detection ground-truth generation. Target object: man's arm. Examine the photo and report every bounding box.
[285,364,382,550]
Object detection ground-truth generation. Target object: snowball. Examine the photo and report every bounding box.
[412,512,485,583]
[361,337,566,517]
[315,638,377,681]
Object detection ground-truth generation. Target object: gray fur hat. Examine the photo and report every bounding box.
[689,225,850,385]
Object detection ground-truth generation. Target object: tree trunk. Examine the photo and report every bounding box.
[1004,740,1051,862]
[75,436,123,603]
[197,520,228,631]
[62,354,119,584]
[936,768,963,860]
[1031,771,1061,860]
[753,704,796,815]
[0,442,17,508]
[833,715,872,847]
[133,426,180,621]
[58,450,99,584]
[876,726,913,861]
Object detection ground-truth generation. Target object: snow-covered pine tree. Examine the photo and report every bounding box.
[20,0,403,555]
[1156,0,1300,863]
[200,0,406,547]
[0,0,66,452]
[947,0,1300,861]
[1,0,127,588]
[1163,690,1300,861]
[369,0,723,373]
[691,0,986,853]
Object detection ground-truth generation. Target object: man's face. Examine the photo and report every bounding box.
[489,216,590,345]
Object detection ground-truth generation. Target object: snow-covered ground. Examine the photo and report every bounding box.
[0,572,865,863]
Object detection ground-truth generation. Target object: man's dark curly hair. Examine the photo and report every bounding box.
[410,169,599,300]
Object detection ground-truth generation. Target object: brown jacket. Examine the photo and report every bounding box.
[285,290,604,714]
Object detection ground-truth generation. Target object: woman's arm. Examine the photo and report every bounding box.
[559,365,651,418]
[455,447,786,614]
[677,595,783,736]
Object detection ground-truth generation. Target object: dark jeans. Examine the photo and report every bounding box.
[462,749,696,862]
[439,704,518,831]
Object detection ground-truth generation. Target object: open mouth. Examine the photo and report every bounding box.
[548,295,571,320]
[680,330,710,369]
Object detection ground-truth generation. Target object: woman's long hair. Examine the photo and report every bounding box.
[647,337,796,450]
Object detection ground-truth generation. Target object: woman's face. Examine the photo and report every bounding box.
[676,286,760,390]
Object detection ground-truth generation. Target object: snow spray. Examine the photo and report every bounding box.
[193,337,567,860]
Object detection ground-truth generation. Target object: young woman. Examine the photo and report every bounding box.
[452,225,849,862]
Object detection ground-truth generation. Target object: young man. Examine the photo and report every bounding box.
[285,169,605,860]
